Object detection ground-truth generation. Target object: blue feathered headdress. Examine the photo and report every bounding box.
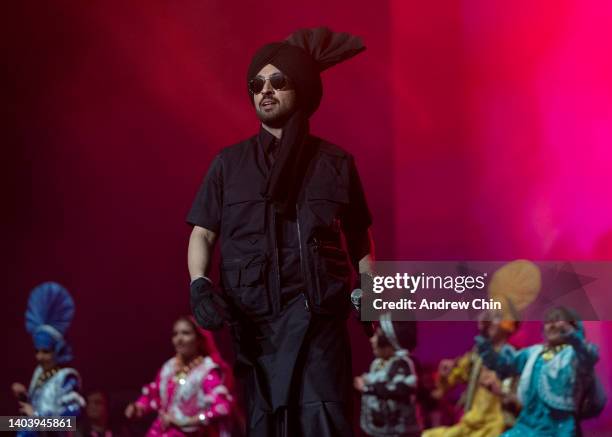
[25,282,75,364]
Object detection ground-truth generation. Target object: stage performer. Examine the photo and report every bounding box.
[423,312,520,437]
[476,306,606,437]
[354,314,420,437]
[187,27,374,436]
[11,282,85,437]
[125,316,234,436]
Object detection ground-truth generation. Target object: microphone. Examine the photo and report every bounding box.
[351,288,363,311]
[351,288,374,338]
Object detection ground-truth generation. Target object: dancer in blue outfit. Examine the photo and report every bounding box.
[11,282,85,436]
[476,306,604,437]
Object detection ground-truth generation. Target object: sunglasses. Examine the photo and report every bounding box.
[248,73,290,94]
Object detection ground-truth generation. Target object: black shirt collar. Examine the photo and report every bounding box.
[258,126,279,155]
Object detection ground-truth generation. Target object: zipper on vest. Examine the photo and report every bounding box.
[271,207,281,314]
[296,204,310,312]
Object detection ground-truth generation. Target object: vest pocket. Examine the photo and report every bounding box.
[221,254,270,318]
[223,196,266,240]
[306,185,349,229]
[308,240,351,314]
[305,186,351,314]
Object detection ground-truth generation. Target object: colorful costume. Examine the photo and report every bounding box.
[476,322,599,437]
[19,282,85,436]
[360,314,420,437]
[423,349,517,437]
[24,366,84,418]
[135,354,232,436]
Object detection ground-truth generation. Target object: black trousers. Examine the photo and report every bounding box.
[248,401,353,437]
[233,297,354,437]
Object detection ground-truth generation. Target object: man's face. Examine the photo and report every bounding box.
[35,348,55,370]
[487,311,509,343]
[86,392,108,422]
[369,327,394,359]
[252,64,297,127]
[543,312,574,346]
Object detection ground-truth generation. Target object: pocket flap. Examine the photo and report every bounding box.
[221,254,266,287]
[225,186,265,206]
[242,262,264,286]
[307,185,349,203]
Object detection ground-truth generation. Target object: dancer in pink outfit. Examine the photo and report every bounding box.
[125,316,234,436]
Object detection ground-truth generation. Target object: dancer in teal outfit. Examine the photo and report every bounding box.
[475,307,603,437]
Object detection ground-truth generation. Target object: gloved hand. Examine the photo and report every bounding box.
[190,277,231,331]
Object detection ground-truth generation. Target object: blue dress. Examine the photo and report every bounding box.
[476,331,599,437]
[17,366,85,437]
[501,355,576,436]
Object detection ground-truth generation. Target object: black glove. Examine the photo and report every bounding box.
[190,278,230,331]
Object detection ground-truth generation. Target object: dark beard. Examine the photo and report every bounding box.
[256,107,294,128]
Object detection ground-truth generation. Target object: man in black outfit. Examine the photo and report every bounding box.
[187,27,374,436]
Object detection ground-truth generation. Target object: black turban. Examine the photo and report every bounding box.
[248,43,322,117]
[247,27,365,216]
